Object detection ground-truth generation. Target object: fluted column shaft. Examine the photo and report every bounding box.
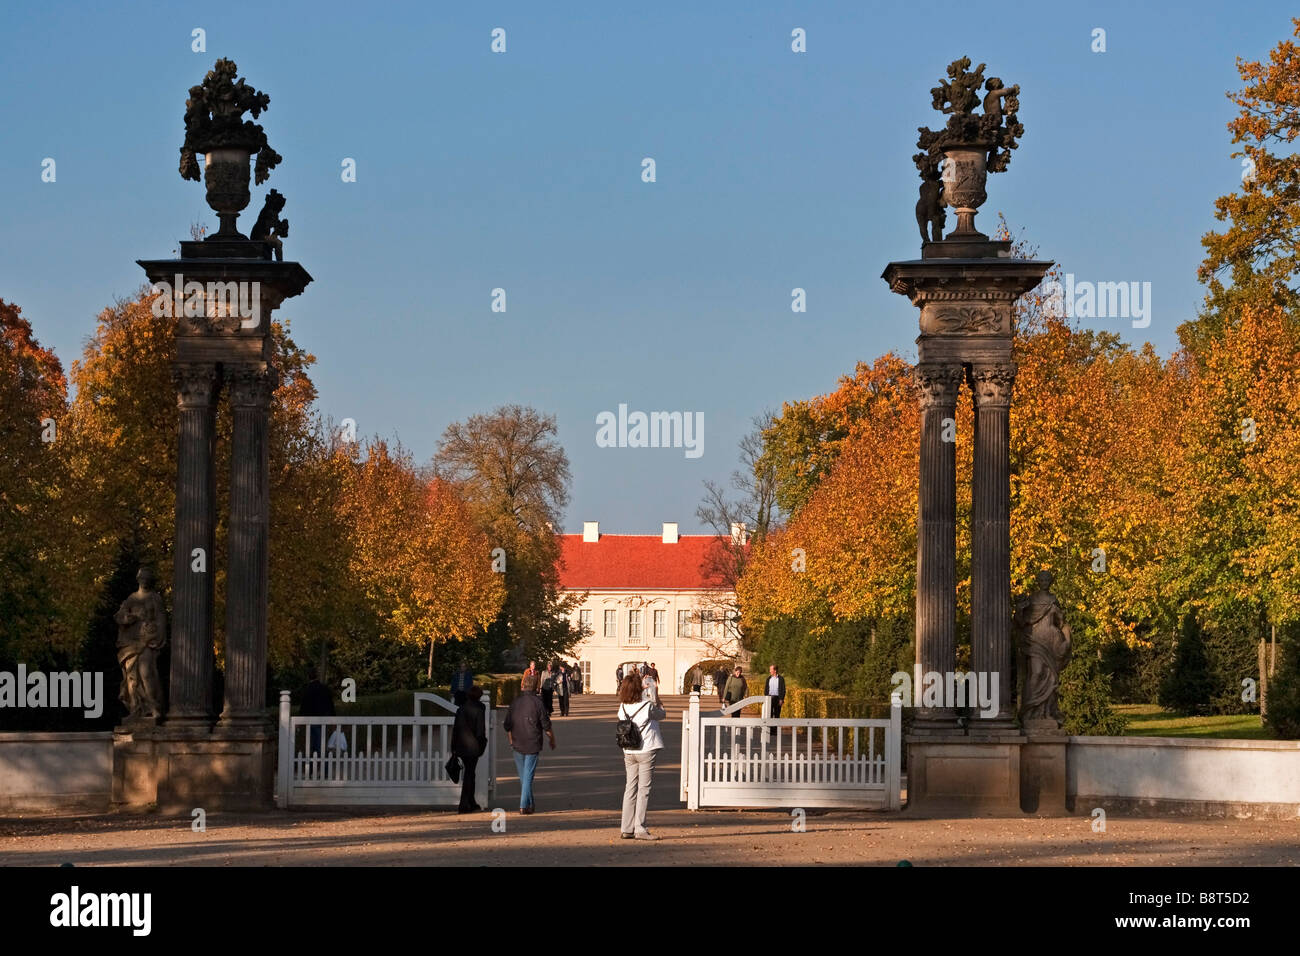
[970,363,1016,725]
[221,364,275,726]
[915,364,963,729]
[169,364,221,723]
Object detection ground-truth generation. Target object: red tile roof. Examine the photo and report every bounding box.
[558,534,731,590]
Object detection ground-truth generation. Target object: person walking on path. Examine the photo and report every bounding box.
[714,666,728,704]
[615,664,624,691]
[765,664,787,736]
[555,664,571,717]
[722,665,747,715]
[451,663,473,706]
[451,685,487,813]
[504,673,555,814]
[541,663,557,716]
[617,671,666,841]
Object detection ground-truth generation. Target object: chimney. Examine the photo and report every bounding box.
[662,522,679,544]
[730,522,748,545]
[582,521,599,543]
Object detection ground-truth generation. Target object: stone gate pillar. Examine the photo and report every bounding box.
[169,363,221,724]
[914,363,963,731]
[221,363,275,727]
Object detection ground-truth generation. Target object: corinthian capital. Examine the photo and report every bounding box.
[172,363,221,408]
[969,363,1016,407]
[225,364,277,407]
[915,363,964,409]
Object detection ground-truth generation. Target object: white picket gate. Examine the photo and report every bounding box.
[276,690,495,808]
[680,691,901,810]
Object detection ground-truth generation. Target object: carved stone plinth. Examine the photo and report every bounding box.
[112,725,277,813]
[905,735,1025,815]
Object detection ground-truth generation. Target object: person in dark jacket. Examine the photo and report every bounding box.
[503,673,555,814]
[451,686,487,813]
[451,663,473,706]
[722,666,748,714]
[541,663,556,715]
[300,668,335,756]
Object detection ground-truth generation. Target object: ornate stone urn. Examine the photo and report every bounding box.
[178,58,282,240]
[940,145,988,238]
[913,57,1022,245]
[203,148,252,238]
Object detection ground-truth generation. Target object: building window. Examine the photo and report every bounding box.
[581,660,591,693]
[654,609,666,639]
[678,610,692,639]
[604,609,617,638]
[579,609,592,636]
[628,610,643,644]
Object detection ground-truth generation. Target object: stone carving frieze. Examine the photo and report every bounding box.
[921,304,1006,335]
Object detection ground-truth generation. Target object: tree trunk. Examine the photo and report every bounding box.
[427,639,434,683]
[1259,637,1268,721]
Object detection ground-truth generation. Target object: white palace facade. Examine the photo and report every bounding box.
[561,522,745,694]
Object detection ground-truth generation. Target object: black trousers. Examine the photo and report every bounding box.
[457,754,479,811]
[769,696,782,733]
[542,688,554,714]
[557,693,569,716]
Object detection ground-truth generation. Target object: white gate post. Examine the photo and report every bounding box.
[277,690,291,808]
[887,692,903,811]
[680,694,691,802]
[476,690,491,808]
[687,691,701,810]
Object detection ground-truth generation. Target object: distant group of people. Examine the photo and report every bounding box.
[425,659,787,839]
[616,661,660,698]
[521,659,581,716]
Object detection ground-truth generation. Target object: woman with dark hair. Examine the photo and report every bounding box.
[616,671,666,841]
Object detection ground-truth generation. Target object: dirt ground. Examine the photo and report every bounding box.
[3,695,1296,866]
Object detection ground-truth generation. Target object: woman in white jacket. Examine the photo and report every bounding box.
[617,671,667,840]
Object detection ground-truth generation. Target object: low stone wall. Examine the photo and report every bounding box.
[0,732,114,811]
[1068,735,1300,819]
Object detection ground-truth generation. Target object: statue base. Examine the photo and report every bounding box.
[922,238,1011,259]
[112,723,277,814]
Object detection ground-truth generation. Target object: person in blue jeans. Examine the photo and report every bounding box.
[503,673,556,814]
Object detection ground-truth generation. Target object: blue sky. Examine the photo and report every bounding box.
[1,1,1290,532]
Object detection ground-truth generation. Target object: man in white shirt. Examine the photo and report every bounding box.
[766,664,786,736]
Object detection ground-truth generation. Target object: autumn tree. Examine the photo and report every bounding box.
[1197,17,1300,331]
[339,440,504,682]
[434,404,581,664]
[0,299,71,666]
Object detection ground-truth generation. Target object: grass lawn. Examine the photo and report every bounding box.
[1114,703,1273,740]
